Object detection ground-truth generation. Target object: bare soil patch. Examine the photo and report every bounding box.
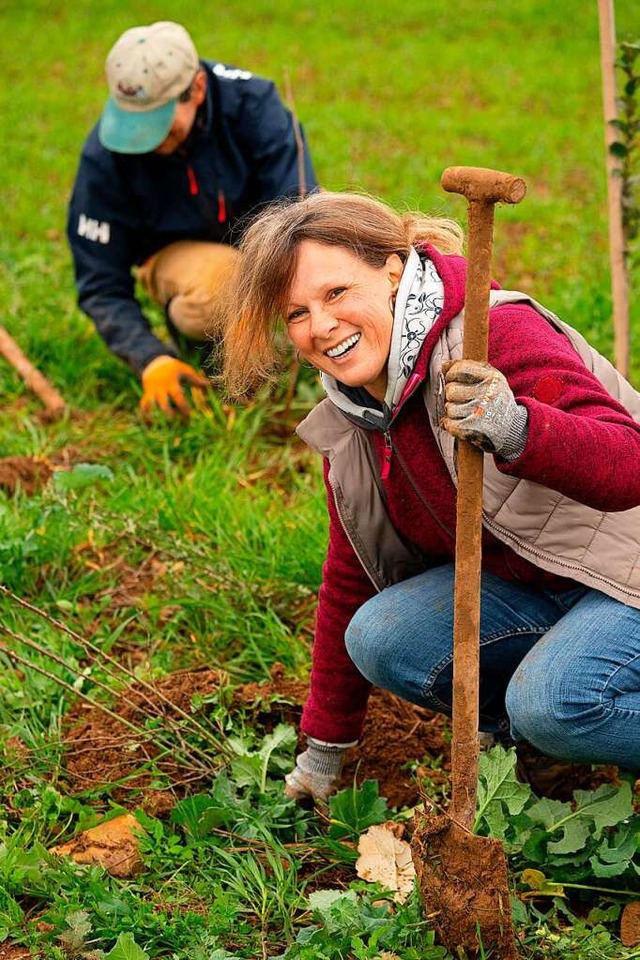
[0,948,32,960]
[62,665,451,812]
[0,448,81,496]
[0,456,53,496]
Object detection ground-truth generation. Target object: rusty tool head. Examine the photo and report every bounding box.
[441,165,526,205]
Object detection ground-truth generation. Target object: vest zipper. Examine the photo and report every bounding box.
[186,165,199,196]
[381,432,393,480]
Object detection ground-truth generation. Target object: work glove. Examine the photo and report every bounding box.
[284,737,353,801]
[441,359,529,460]
[140,355,211,419]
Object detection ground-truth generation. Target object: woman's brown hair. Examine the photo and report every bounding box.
[218,191,464,398]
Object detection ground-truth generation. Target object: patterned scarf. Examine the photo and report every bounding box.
[322,247,444,430]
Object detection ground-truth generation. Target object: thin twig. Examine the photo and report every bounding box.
[0,638,212,776]
[0,624,216,773]
[0,584,229,756]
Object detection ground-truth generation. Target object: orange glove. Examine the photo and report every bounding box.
[140,355,210,419]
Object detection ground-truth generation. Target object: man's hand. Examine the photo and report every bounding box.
[140,355,211,419]
[441,359,529,460]
[284,737,353,801]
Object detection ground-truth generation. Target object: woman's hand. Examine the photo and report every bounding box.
[284,737,352,800]
[441,359,529,460]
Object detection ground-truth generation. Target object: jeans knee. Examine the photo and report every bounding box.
[505,670,599,761]
[344,603,391,686]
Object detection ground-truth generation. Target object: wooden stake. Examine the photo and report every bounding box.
[598,0,630,378]
[0,324,67,418]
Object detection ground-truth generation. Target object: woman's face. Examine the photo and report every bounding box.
[285,241,403,401]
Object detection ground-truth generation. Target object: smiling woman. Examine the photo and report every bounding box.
[219,189,640,805]
[220,191,463,398]
[284,242,404,401]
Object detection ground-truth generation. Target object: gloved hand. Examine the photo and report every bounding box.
[140,355,211,419]
[441,359,529,460]
[284,737,353,801]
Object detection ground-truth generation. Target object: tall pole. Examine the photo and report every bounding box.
[598,0,629,378]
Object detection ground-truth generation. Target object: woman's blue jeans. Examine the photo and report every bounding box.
[344,563,640,770]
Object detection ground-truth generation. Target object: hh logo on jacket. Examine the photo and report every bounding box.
[77,213,110,244]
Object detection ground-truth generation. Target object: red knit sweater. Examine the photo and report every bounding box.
[300,247,640,744]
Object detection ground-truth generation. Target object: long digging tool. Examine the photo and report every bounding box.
[411,166,526,959]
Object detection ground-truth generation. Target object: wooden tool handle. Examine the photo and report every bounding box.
[441,167,526,829]
[441,166,526,205]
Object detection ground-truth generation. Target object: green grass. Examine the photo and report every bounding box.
[0,2,640,958]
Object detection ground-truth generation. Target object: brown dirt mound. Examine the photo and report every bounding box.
[0,947,32,960]
[62,665,450,812]
[0,448,82,496]
[0,456,52,495]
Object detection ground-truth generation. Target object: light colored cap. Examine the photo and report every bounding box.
[99,21,199,154]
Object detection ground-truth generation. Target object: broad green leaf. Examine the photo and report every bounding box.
[547,820,591,855]
[104,932,150,960]
[227,734,252,757]
[571,783,633,838]
[526,796,571,829]
[328,782,389,840]
[229,754,263,789]
[258,723,298,774]
[53,463,114,491]
[522,827,552,863]
[308,888,358,915]
[596,820,638,865]
[170,792,233,839]
[474,745,532,835]
[308,889,359,934]
[229,725,297,790]
[589,820,640,877]
[589,856,631,878]
[526,783,633,856]
[587,903,622,925]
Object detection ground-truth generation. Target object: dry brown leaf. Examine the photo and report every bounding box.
[621,901,640,947]
[49,812,144,878]
[356,822,416,903]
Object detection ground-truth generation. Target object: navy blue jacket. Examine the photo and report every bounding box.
[67,60,318,373]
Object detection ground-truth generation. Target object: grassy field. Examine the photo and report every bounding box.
[0,2,639,958]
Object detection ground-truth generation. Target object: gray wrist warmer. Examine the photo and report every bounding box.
[501,404,529,461]
[297,739,349,778]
